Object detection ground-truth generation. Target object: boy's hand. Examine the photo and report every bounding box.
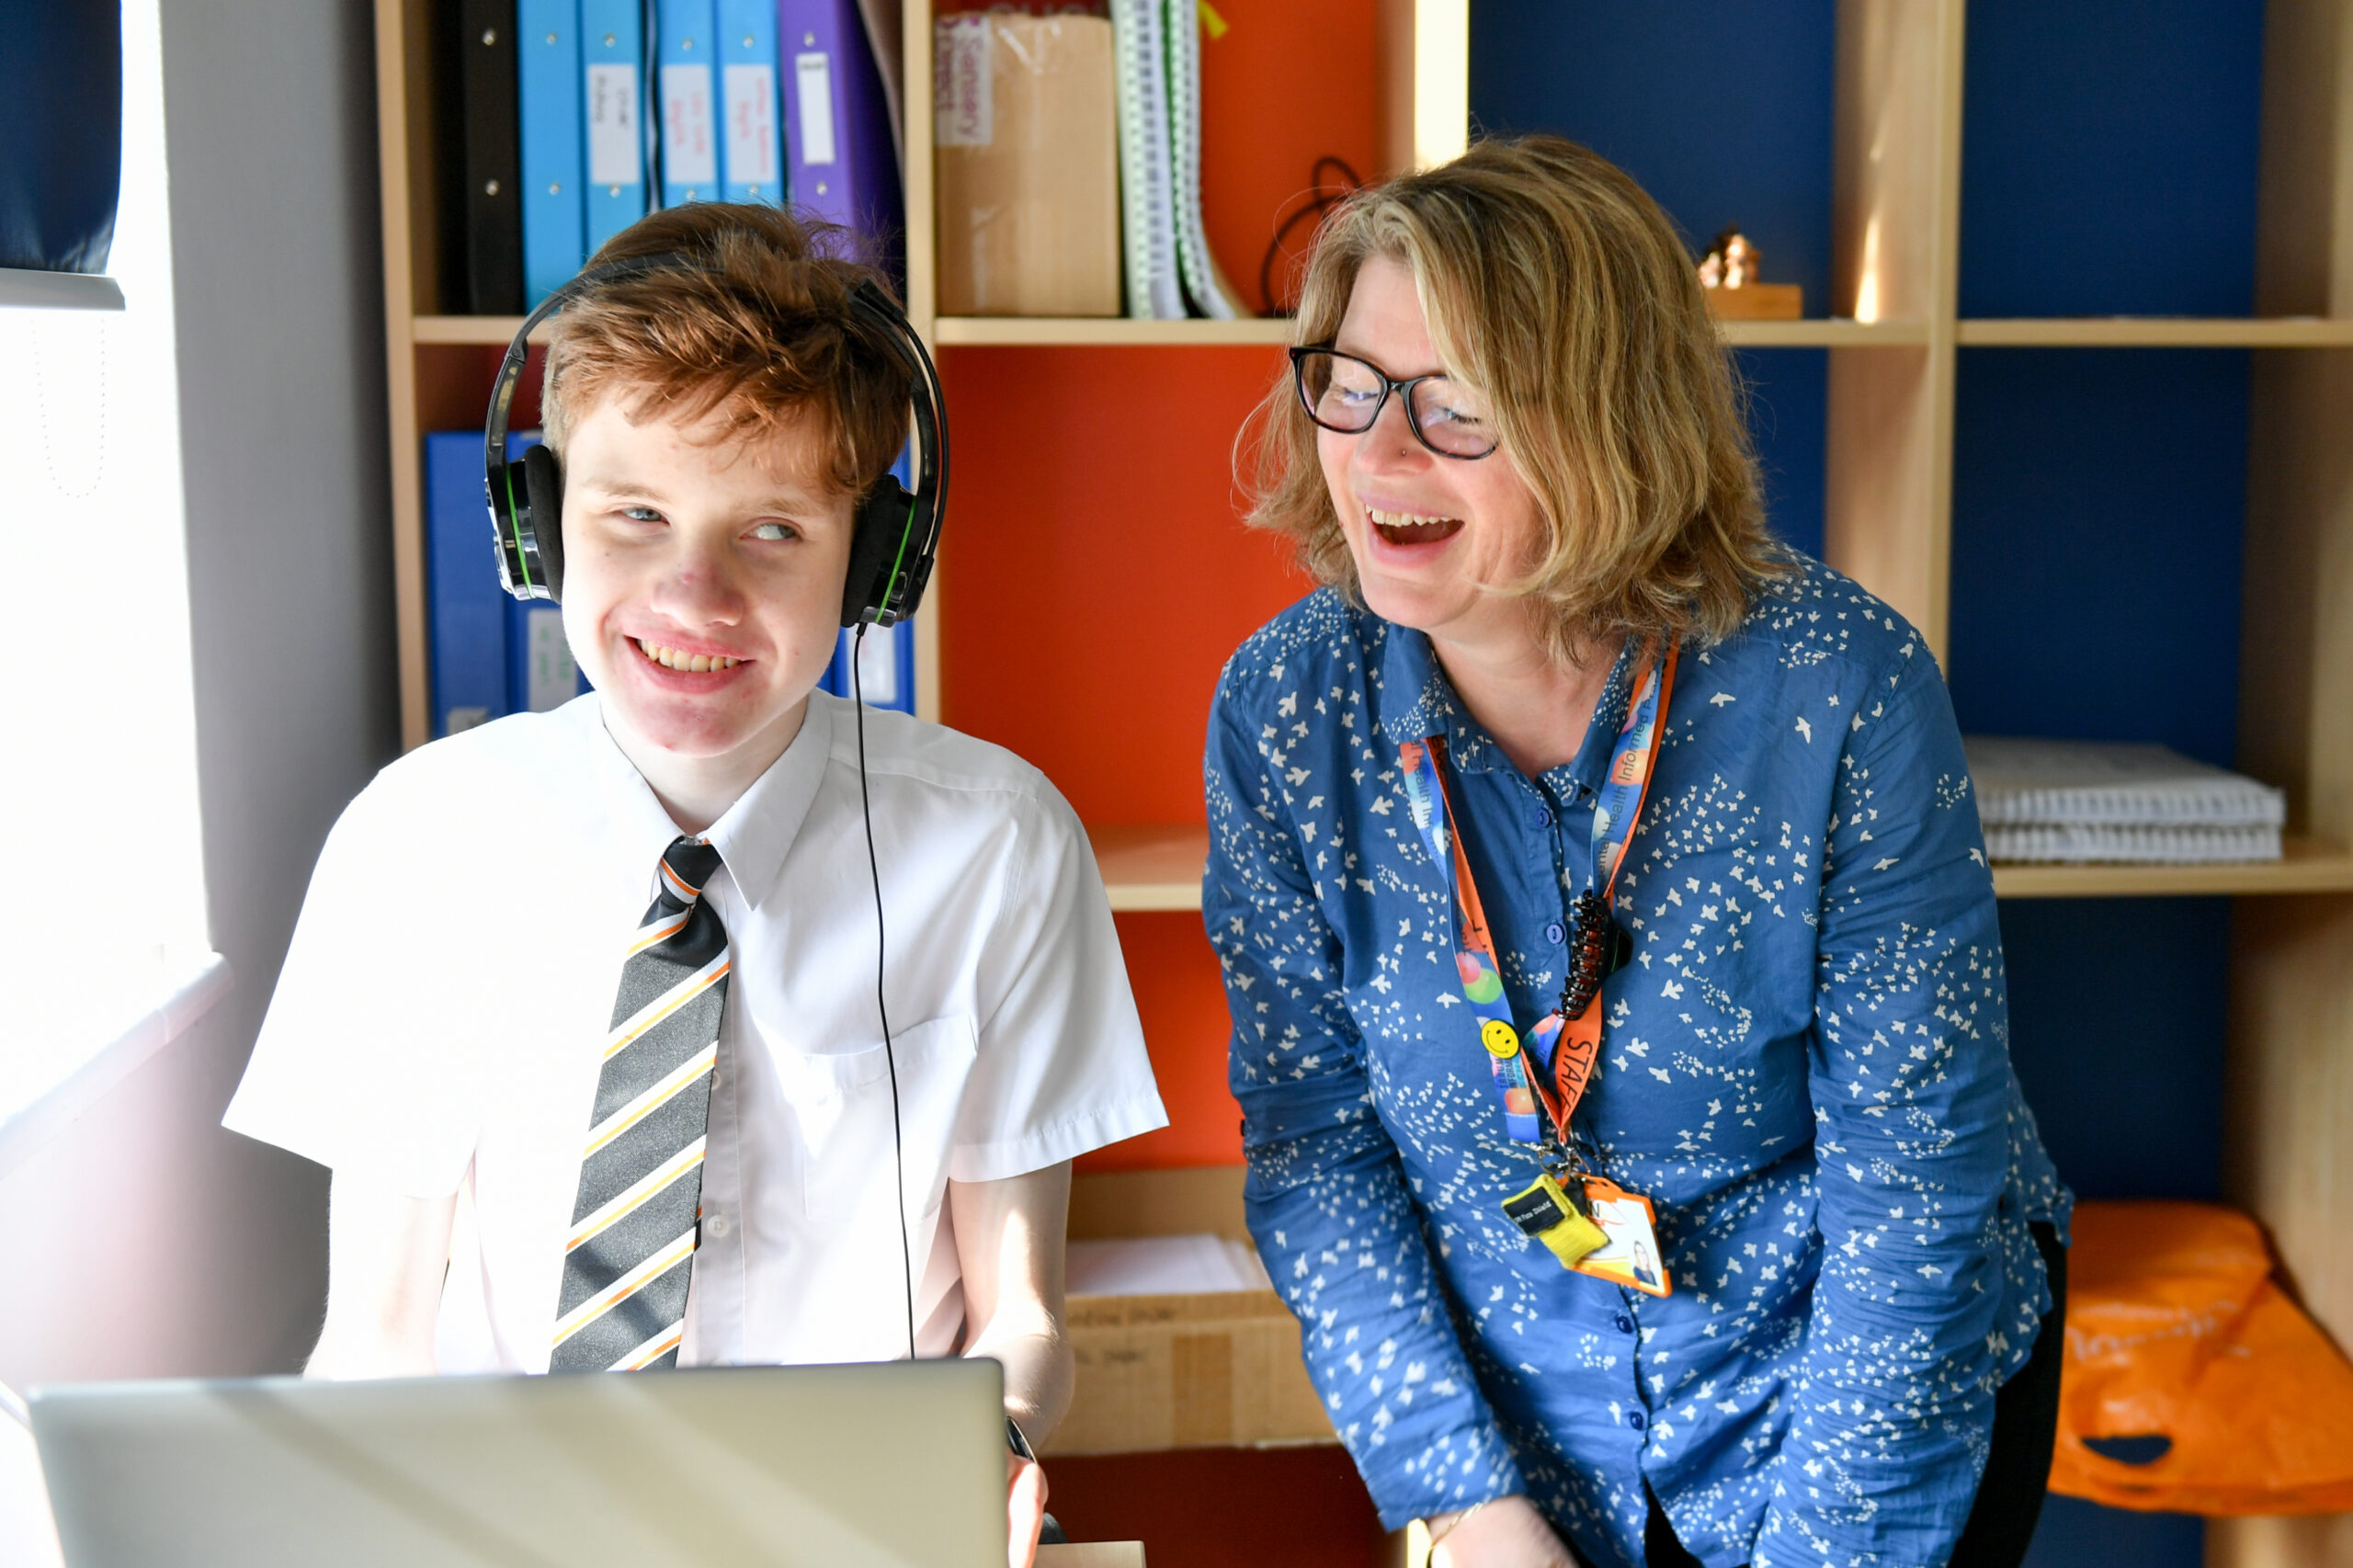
[1006,1451,1049,1568]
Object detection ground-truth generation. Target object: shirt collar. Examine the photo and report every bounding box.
[1373,621,1641,793]
[703,698,830,911]
[588,694,833,911]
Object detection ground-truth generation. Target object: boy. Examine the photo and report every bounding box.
[223,204,1165,1562]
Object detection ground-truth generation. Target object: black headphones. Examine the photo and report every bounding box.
[482,253,948,630]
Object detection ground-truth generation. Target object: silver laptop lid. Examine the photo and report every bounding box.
[31,1359,1005,1568]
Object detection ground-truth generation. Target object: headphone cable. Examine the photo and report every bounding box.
[851,621,918,1362]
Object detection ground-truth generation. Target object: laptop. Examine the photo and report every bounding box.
[29,1359,1006,1568]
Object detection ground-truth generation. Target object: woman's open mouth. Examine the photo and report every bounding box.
[1367,506,1465,547]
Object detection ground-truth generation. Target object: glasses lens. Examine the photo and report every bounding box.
[1409,377,1498,458]
[1298,351,1384,433]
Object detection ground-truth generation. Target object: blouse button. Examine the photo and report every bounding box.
[1614,1313,1635,1335]
[1545,922,1566,946]
[1531,804,1553,827]
[1627,1411,1647,1431]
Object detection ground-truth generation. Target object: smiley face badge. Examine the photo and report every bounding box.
[1482,1018,1521,1059]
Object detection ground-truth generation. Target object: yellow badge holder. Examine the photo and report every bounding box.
[1501,1171,1609,1267]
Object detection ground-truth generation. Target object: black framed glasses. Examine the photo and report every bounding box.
[1289,346,1500,460]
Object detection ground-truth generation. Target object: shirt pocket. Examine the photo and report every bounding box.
[771,1014,979,1225]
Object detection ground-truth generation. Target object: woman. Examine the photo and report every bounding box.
[1202,136,2070,1568]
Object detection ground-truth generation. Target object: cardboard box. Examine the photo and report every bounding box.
[1051,1169,1334,1456]
[1051,1288,1335,1456]
[934,14,1120,316]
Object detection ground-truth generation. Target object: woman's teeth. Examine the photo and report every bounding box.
[636,639,740,674]
[1368,506,1463,545]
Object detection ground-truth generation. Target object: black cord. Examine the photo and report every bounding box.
[851,621,918,1362]
[1257,156,1365,316]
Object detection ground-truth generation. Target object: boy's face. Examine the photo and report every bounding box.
[559,396,855,777]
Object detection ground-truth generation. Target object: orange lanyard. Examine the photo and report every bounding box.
[1398,645,1678,1152]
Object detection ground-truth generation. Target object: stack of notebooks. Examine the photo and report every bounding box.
[425,431,914,737]
[932,0,1245,319]
[1964,736,2287,864]
[454,0,902,312]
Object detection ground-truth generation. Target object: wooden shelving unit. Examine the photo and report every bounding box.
[930,314,1934,350]
[935,316,1295,347]
[1094,828,2353,910]
[368,0,2353,1550]
[1957,316,2353,347]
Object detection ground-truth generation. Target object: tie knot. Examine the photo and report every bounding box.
[657,837,722,906]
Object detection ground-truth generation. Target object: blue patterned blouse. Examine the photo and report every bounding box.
[1202,558,2070,1568]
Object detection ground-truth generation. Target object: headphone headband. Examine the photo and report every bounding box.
[481,246,947,629]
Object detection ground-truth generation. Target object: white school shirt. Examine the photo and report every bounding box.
[225,692,1166,1370]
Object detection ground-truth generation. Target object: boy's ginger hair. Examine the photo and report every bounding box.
[541,202,913,498]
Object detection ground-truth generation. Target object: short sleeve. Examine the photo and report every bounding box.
[222,768,485,1198]
[945,780,1166,1181]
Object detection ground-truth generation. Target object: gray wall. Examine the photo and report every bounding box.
[0,1,395,1390]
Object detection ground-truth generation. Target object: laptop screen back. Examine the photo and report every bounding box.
[31,1359,1005,1568]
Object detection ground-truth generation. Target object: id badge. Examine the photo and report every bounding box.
[1568,1176,1671,1299]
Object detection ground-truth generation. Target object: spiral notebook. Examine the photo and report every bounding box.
[1963,736,2286,864]
[1161,0,1245,319]
[1108,0,1184,319]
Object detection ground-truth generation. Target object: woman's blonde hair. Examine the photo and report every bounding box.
[1247,135,1786,661]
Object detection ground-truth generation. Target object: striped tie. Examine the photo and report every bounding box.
[550,836,730,1372]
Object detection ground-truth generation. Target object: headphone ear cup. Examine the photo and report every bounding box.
[842,480,913,628]
[522,442,567,602]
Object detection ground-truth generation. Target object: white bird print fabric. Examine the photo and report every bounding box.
[1201,557,2070,1568]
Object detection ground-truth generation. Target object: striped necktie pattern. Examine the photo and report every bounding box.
[550,835,730,1371]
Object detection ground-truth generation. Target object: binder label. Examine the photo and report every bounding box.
[587,63,642,186]
[933,17,993,147]
[794,52,838,165]
[845,625,899,707]
[722,63,779,188]
[661,64,720,189]
[525,608,580,711]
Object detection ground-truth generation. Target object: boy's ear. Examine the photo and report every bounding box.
[841,477,909,630]
[523,443,568,602]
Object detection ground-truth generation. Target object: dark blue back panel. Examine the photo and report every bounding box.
[1946,349,2248,767]
[1999,896,2229,1200]
[1736,348,1827,562]
[1961,0,2265,317]
[1468,1,1836,315]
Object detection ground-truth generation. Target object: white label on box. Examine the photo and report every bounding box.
[525,608,578,712]
[660,63,719,188]
[722,63,779,189]
[794,52,837,165]
[847,626,898,706]
[586,63,642,186]
[933,17,993,147]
